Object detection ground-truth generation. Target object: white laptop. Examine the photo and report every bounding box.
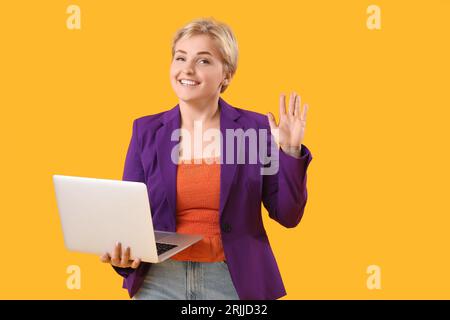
[52,175,202,263]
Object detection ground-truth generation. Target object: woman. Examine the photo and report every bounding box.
[100,17,313,300]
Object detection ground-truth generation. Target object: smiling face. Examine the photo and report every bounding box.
[170,34,228,105]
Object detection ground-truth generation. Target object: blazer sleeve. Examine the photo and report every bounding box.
[261,124,313,228]
[112,119,145,278]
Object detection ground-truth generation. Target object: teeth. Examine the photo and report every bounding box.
[180,79,199,86]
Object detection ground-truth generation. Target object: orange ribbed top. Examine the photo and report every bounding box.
[170,156,226,262]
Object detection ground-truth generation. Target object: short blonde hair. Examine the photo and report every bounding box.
[171,17,239,93]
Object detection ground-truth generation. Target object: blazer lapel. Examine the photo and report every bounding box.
[155,104,180,230]
[219,97,243,218]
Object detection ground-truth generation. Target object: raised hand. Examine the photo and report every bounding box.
[267,92,309,158]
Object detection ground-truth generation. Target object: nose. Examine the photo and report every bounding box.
[182,60,195,75]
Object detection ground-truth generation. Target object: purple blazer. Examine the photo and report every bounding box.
[113,97,313,300]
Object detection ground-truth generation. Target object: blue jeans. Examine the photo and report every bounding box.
[132,259,240,300]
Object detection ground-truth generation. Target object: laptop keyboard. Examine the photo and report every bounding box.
[156,242,178,256]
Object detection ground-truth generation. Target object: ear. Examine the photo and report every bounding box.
[223,69,232,83]
[223,75,232,85]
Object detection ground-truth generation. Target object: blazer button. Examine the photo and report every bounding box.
[221,222,232,233]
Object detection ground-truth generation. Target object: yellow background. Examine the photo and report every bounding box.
[1,0,449,299]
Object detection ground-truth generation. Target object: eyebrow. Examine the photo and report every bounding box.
[175,50,213,56]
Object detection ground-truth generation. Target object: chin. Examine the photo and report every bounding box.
[176,94,198,103]
[176,91,205,102]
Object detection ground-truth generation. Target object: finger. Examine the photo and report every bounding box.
[121,246,131,266]
[288,92,296,115]
[111,242,121,266]
[131,258,141,269]
[267,112,277,132]
[301,103,309,122]
[279,93,286,117]
[294,94,301,118]
[100,253,111,263]
[267,112,279,144]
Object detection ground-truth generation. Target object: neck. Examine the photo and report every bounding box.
[179,95,220,130]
